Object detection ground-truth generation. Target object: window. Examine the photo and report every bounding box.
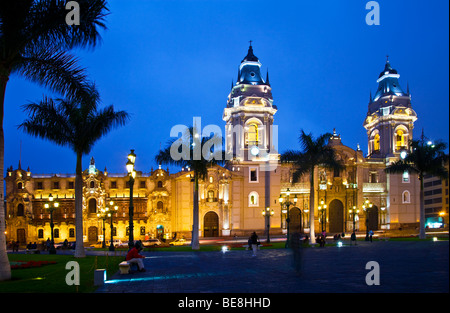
[207,190,215,202]
[209,176,213,183]
[90,181,95,188]
[37,182,43,190]
[140,226,146,236]
[249,167,258,182]
[157,181,163,188]
[157,201,163,213]
[17,182,23,190]
[370,172,378,183]
[402,171,410,183]
[68,181,74,189]
[17,203,24,216]
[374,134,380,151]
[53,181,60,189]
[140,181,146,188]
[247,123,259,146]
[402,190,411,204]
[396,129,407,151]
[88,198,97,214]
[38,229,44,239]
[248,191,259,207]
[54,229,60,239]
[111,181,117,189]
[69,228,75,238]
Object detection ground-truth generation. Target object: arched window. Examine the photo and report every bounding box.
[395,129,407,151]
[17,182,23,190]
[88,198,97,214]
[247,123,259,146]
[208,190,215,202]
[157,201,163,212]
[374,134,380,151]
[402,190,411,204]
[90,181,95,188]
[157,181,163,188]
[248,191,259,207]
[17,203,24,216]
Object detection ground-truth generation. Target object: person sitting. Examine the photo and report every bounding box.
[125,241,146,272]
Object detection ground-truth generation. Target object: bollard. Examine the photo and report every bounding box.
[94,269,107,286]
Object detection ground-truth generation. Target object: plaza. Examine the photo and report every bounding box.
[95,239,449,294]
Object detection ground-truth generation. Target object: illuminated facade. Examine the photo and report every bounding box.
[4,47,422,246]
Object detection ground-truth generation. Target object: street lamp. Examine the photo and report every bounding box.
[97,208,108,249]
[44,193,59,254]
[262,207,275,243]
[349,205,360,232]
[279,188,297,248]
[318,199,327,233]
[126,149,136,248]
[107,200,119,251]
[363,198,373,241]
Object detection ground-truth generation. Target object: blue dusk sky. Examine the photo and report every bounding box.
[3,0,449,175]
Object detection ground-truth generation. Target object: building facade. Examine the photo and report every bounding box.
[4,46,422,246]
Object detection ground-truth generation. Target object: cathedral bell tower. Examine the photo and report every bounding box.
[222,43,278,164]
[363,57,417,159]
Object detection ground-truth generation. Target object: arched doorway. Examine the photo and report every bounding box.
[329,199,344,233]
[88,226,98,243]
[289,207,302,233]
[156,225,164,240]
[367,205,379,231]
[204,211,219,237]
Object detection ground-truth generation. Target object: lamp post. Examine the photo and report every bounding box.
[363,198,373,241]
[318,199,327,233]
[349,205,360,232]
[107,200,119,251]
[279,188,297,248]
[262,207,274,243]
[97,208,108,249]
[44,193,59,254]
[126,149,136,248]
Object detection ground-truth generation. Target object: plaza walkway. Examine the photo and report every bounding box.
[95,240,449,293]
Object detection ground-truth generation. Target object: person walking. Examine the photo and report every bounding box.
[369,230,374,242]
[351,231,357,246]
[250,232,259,257]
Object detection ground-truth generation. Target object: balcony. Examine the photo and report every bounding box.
[362,183,386,193]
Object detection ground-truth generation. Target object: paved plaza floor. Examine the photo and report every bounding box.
[95,240,449,294]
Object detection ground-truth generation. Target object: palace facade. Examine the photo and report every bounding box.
[4,46,421,245]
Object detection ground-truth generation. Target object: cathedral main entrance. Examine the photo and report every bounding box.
[329,199,344,233]
[88,226,98,243]
[204,211,219,237]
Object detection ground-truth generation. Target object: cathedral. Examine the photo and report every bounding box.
[4,45,421,246]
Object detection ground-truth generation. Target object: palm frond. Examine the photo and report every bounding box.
[16,46,90,101]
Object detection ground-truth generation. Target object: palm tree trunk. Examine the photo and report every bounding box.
[191,174,200,250]
[309,168,316,244]
[74,151,85,258]
[0,76,12,281]
[419,174,426,239]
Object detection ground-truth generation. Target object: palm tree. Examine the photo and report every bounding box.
[156,126,224,250]
[19,83,128,258]
[385,132,448,239]
[0,0,108,280]
[281,130,344,245]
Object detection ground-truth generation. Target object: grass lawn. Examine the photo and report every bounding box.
[0,253,124,293]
